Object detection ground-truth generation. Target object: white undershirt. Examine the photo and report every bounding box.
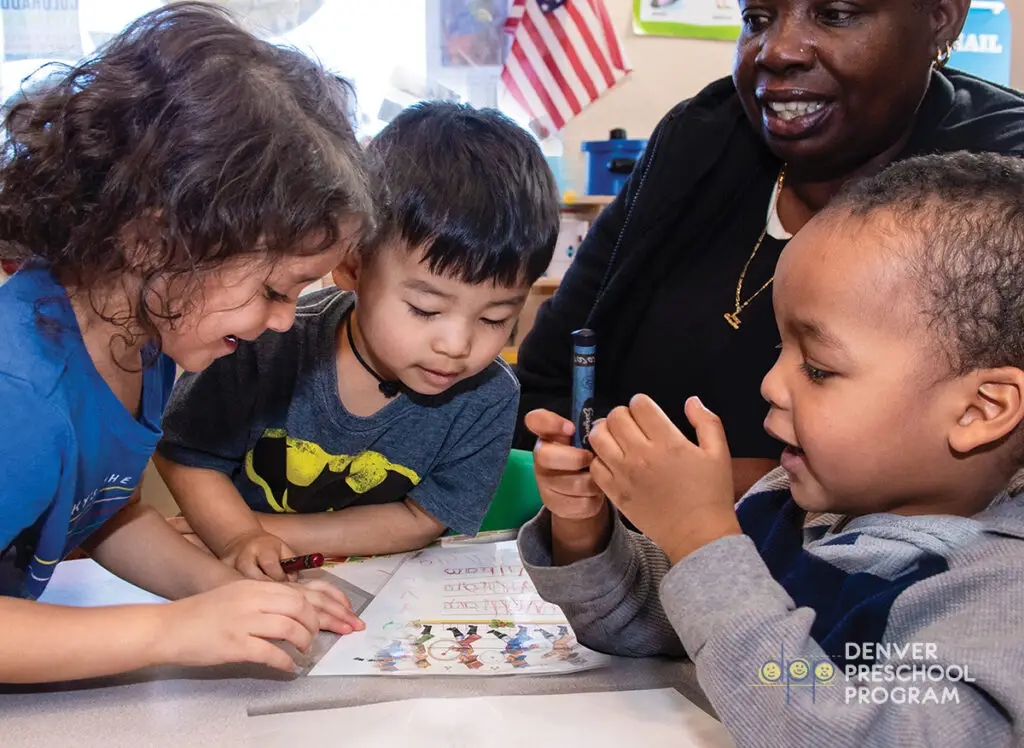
[766,175,792,241]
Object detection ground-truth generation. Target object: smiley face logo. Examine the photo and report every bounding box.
[759,660,783,683]
[814,660,836,684]
[788,659,810,681]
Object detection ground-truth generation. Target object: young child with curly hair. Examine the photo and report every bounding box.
[0,2,372,683]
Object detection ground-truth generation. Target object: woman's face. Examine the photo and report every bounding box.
[733,0,968,180]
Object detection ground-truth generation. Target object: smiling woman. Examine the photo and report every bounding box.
[515,0,1024,499]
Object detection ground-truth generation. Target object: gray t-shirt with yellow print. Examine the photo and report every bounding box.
[157,289,519,536]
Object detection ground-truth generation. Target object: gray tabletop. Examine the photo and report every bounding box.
[0,650,704,748]
[1,550,710,747]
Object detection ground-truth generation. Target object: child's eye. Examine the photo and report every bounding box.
[481,317,511,329]
[263,285,291,303]
[800,361,834,384]
[407,304,439,320]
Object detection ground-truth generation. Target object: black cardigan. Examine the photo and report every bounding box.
[514,70,1024,451]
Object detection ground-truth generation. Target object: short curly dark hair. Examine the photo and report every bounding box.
[826,151,1024,375]
[0,2,373,339]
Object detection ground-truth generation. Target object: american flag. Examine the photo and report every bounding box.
[501,0,630,134]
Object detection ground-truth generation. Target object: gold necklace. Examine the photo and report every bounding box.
[724,167,786,330]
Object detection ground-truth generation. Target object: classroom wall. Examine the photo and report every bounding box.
[560,0,734,190]
[1014,8,1023,90]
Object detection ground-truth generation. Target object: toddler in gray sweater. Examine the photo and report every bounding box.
[520,152,1024,747]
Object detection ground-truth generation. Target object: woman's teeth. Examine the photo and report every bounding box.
[768,101,825,121]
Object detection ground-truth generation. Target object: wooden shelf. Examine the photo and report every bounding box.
[560,194,614,209]
[532,276,562,291]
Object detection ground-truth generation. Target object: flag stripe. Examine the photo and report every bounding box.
[556,6,608,98]
[504,0,528,33]
[500,64,531,114]
[523,10,582,115]
[565,1,615,88]
[503,57,560,138]
[590,0,629,72]
[517,28,575,122]
[512,43,567,130]
[500,0,629,133]
[544,7,600,102]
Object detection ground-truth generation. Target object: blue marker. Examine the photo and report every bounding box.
[571,328,596,450]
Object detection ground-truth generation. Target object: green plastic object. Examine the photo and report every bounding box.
[478,449,543,532]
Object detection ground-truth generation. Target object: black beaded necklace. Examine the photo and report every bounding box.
[346,312,401,398]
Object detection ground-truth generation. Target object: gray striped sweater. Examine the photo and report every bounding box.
[519,468,1024,747]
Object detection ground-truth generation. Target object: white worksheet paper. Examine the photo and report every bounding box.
[310,540,610,676]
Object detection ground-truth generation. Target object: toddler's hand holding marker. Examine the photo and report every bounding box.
[526,329,609,565]
[527,409,604,520]
[588,395,742,565]
[220,529,299,582]
[571,328,597,449]
[529,328,742,567]
[281,553,325,573]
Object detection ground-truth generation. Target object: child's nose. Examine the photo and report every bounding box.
[266,301,297,334]
[760,356,787,410]
[433,323,472,359]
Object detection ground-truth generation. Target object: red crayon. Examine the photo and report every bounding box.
[280,553,325,573]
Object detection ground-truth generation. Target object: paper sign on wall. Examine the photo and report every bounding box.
[950,1,1012,87]
[632,0,740,41]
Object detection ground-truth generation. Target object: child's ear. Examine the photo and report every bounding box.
[119,214,167,271]
[949,367,1024,454]
[331,248,361,291]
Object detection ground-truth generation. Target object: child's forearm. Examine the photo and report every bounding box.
[0,596,168,683]
[153,455,263,556]
[84,501,242,599]
[521,509,686,658]
[258,500,445,557]
[551,500,613,566]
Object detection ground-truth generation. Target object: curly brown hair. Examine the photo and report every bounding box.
[0,2,373,339]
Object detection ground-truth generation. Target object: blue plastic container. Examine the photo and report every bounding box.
[581,130,646,196]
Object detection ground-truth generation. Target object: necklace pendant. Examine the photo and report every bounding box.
[724,312,741,330]
[378,380,401,398]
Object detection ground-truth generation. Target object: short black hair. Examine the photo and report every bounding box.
[826,151,1024,374]
[365,101,559,287]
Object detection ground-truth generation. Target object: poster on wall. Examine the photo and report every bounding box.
[949,1,1011,87]
[206,0,325,36]
[632,0,740,41]
[2,0,82,61]
[440,0,507,68]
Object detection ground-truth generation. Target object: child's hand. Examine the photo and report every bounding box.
[157,579,321,673]
[287,579,365,635]
[220,529,297,582]
[526,409,606,521]
[589,395,742,564]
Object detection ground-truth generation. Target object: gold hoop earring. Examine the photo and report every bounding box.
[935,40,953,68]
